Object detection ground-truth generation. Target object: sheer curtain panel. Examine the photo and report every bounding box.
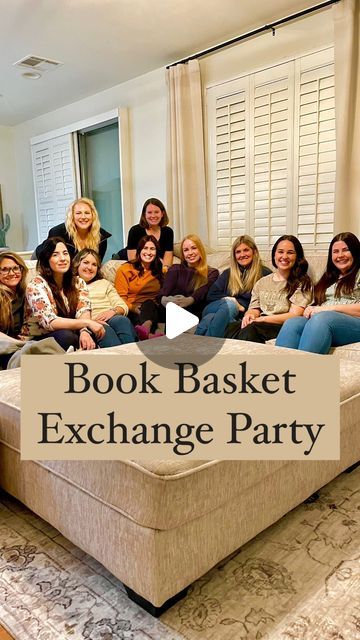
[334,0,360,235]
[166,60,208,242]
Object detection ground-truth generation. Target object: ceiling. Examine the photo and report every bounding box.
[0,0,322,127]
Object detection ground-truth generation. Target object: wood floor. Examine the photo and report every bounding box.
[0,625,14,639]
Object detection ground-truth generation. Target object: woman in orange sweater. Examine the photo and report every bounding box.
[114,236,165,340]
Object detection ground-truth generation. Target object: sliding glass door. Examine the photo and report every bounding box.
[78,121,124,261]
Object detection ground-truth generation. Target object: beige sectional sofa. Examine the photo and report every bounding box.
[0,251,359,615]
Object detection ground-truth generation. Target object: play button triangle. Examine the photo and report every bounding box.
[165,302,199,340]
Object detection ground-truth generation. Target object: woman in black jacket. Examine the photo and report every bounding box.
[35,198,111,262]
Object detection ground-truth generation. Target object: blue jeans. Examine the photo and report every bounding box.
[98,315,137,347]
[195,299,241,338]
[276,311,360,354]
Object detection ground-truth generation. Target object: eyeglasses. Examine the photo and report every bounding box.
[0,265,23,275]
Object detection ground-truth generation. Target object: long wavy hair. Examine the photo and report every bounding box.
[65,197,101,252]
[180,234,209,291]
[314,232,360,304]
[271,235,312,300]
[139,198,169,228]
[0,251,28,334]
[73,248,103,284]
[132,235,163,282]
[228,235,264,296]
[37,237,79,318]
[0,288,13,334]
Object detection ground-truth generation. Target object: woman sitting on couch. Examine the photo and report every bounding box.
[226,235,313,343]
[23,238,105,350]
[73,248,136,346]
[0,251,28,367]
[276,232,360,353]
[195,235,271,338]
[160,234,219,318]
[114,236,165,340]
[0,251,27,342]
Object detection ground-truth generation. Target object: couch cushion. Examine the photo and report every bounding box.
[332,342,360,361]
[25,260,37,282]
[100,259,124,284]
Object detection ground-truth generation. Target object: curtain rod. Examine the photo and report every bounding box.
[166,0,340,68]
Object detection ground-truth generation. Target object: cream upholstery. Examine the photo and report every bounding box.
[3,250,357,607]
[0,336,359,609]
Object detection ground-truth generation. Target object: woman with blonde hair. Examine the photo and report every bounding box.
[160,234,219,317]
[195,235,271,337]
[35,197,111,261]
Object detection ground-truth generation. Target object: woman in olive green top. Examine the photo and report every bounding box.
[276,232,360,353]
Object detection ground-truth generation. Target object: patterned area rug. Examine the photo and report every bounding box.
[0,466,359,640]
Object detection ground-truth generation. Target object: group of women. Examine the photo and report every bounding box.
[1,194,360,368]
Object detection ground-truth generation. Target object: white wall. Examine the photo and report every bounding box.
[200,11,334,88]
[0,126,20,248]
[13,67,167,251]
[10,9,334,252]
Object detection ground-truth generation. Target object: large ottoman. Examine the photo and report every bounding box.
[0,336,359,614]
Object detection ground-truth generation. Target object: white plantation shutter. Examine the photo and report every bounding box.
[207,47,335,249]
[252,63,293,246]
[295,49,336,246]
[31,134,77,242]
[209,77,248,248]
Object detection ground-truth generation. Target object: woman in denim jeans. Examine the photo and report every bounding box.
[73,249,136,347]
[276,232,360,354]
[195,236,271,338]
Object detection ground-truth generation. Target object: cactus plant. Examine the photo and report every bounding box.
[0,213,10,247]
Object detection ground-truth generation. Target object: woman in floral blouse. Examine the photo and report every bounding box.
[23,237,105,350]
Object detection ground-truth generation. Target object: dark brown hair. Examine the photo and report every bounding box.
[271,235,312,300]
[37,237,79,318]
[139,198,169,228]
[314,232,360,304]
[132,235,163,283]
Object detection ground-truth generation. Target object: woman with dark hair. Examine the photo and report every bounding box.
[23,237,105,350]
[276,232,360,353]
[114,235,165,340]
[195,235,271,337]
[73,249,136,346]
[160,234,219,318]
[226,235,313,343]
[125,198,173,267]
